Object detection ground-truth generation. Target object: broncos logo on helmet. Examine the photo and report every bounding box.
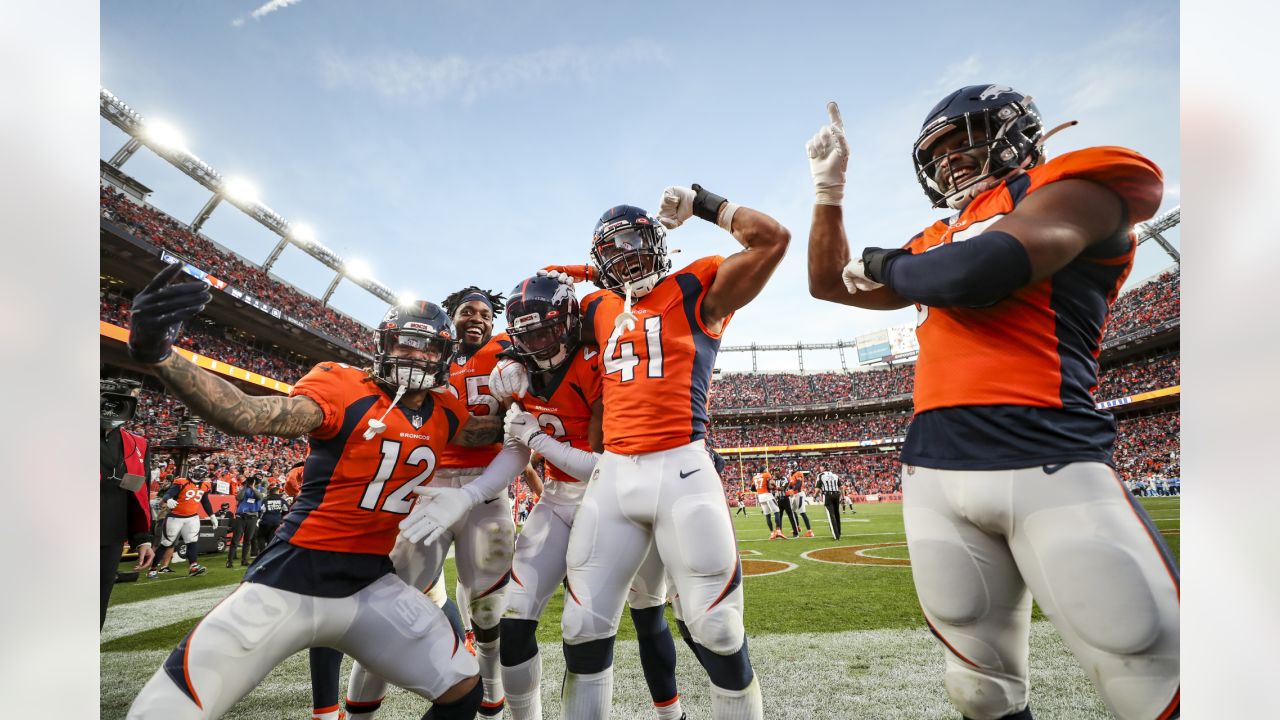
[913,84,1045,210]
[505,274,581,374]
[375,300,458,391]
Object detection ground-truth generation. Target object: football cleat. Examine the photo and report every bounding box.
[804,530,815,538]
[147,570,158,579]
[158,566,174,574]
[189,564,208,577]
[464,630,477,656]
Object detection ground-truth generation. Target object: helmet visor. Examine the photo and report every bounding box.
[387,329,451,362]
[510,317,569,359]
[594,229,659,284]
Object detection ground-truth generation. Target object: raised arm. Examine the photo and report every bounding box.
[804,102,913,310]
[129,263,323,439]
[150,354,323,438]
[653,184,791,331]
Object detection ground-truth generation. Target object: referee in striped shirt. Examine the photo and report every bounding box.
[817,467,843,539]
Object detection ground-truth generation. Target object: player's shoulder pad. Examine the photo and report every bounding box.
[1034,146,1164,224]
[674,254,727,280]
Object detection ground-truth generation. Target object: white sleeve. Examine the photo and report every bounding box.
[460,439,531,505]
[527,432,600,483]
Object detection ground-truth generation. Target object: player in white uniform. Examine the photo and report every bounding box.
[806,89,1178,719]
[489,272,688,720]
[555,189,790,720]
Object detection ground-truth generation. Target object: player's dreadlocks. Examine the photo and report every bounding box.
[441,286,506,317]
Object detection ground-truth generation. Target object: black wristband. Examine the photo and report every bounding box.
[861,248,910,283]
[691,183,728,223]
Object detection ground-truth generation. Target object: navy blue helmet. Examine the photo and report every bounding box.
[912,84,1044,209]
[505,274,582,374]
[589,205,671,298]
[375,301,457,391]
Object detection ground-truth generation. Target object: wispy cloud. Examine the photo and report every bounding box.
[933,54,982,94]
[319,39,669,104]
[232,0,305,27]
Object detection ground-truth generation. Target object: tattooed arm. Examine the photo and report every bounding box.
[452,414,504,447]
[150,353,323,439]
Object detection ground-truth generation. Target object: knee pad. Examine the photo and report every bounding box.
[686,605,744,656]
[468,574,511,632]
[945,666,1025,720]
[908,524,989,626]
[694,635,753,691]
[499,619,539,666]
[1039,540,1160,655]
[562,636,616,675]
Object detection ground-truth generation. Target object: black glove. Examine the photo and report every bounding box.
[128,262,211,364]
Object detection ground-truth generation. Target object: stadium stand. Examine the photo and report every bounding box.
[101,185,375,355]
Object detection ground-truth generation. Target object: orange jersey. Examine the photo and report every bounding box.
[170,477,212,517]
[901,146,1162,470]
[278,362,468,555]
[439,333,512,469]
[283,466,303,498]
[512,346,602,483]
[752,473,771,495]
[583,256,731,455]
[788,471,806,494]
[908,147,1161,413]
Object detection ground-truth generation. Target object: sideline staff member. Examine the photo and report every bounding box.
[100,379,154,628]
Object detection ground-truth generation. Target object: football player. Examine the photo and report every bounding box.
[788,467,815,537]
[771,469,799,537]
[488,272,688,720]
[344,285,517,719]
[752,471,781,539]
[152,464,217,577]
[806,89,1179,720]
[124,263,529,720]
[551,188,789,719]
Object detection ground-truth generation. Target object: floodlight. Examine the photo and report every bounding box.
[397,291,419,306]
[222,177,259,204]
[290,223,315,244]
[144,120,186,151]
[344,259,372,281]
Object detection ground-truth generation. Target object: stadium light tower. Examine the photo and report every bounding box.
[191,176,260,234]
[264,223,312,272]
[323,259,372,304]
[1134,205,1180,264]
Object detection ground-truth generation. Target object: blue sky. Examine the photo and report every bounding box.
[100,0,1180,372]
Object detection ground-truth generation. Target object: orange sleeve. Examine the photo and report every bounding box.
[289,362,359,440]
[1043,146,1164,224]
[579,350,603,405]
[433,387,471,443]
[684,255,732,338]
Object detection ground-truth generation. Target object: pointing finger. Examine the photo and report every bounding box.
[827,101,843,129]
[143,262,185,294]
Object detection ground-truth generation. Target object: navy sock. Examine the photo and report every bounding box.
[309,647,343,710]
[442,597,466,640]
[185,542,199,568]
[630,606,679,705]
[423,679,483,719]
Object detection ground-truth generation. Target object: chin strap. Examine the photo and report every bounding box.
[1036,119,1079,150]
[364,383,408,440]
[615,281,638,333]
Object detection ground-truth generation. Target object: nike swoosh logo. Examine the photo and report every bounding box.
[582,348,598,359]
[1042,463,1069,475]
[483,497,499,504]
[679,469,700,479]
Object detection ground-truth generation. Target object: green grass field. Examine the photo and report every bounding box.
[102,497,1179,719]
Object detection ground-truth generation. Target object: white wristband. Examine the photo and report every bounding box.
[814,187,844,206]
[717,202,740,232]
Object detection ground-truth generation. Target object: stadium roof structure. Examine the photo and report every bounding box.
[99,87,397,308]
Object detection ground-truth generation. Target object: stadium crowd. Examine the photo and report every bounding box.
[133,387,308,476]
[102,287,313,383]
[709,412,911,448]
[1113,411,1180,484]
[1101,268,1180,340]
[710,365,914,410]
[1096,351,1180,401]
[101,185,374,355]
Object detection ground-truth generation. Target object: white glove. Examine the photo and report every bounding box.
[209,516,218,530]
[806,102,849,206]
[399,486,475,546]
[841,257,884,293]
[165,499,178,510]
[489,358,530,403]
[656,186,696,229]
[535,268,576,286]
[504,403,543,446]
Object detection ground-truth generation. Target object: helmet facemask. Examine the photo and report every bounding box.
[375,326,456,391]
[914,98,1044,210]
[509,313,580,373]
[591,223,670,299]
